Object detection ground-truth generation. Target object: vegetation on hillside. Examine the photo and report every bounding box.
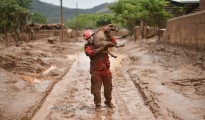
[65,13,113,29]
[66,0,171,31]
[31,0,110,23]
[29,11,47,24]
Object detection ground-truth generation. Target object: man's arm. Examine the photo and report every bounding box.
[102,36,117,48]
[85,45,104,57]
[104,37,125,48]
[104,36,117,47]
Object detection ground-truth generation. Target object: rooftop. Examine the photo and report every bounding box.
[171,0,199,3]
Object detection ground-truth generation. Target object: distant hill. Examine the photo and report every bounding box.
[30,0,112,23]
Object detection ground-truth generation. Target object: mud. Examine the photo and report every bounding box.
[0,38,82,120]
[32,39,155,120]
[1,36,205,120]
[120,37,205,120]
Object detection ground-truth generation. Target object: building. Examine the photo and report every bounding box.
[167,0,200,16]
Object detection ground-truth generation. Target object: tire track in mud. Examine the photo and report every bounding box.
[111,54,155,120]
[121,40,205,120]
[32,52,155,120]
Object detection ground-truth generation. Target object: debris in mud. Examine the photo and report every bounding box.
[47,37,57,44]
[61,111,75,118]
[37,58,48,66]
[164,78,205,96]
[49,71,59,76]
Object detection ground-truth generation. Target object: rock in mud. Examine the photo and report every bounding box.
[36,67,44,73]
[47,37,56,44]
[61,111,75,118]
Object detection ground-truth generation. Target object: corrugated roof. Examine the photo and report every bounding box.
[171,0,199,3]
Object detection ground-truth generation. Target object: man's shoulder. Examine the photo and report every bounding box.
[85,43,94,48]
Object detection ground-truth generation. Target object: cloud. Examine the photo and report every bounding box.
[39,0,115,9]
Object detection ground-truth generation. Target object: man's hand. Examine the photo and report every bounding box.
[99,45,105,50]
[95,45,105,54]
[116,43,125,48]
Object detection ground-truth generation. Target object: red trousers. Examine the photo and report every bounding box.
[91,69,112,105]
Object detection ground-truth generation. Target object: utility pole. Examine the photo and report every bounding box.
[75,2,78,41]
[60,0,64,42]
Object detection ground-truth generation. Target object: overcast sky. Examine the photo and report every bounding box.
[39,0,116,9]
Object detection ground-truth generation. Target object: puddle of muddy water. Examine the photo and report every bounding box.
[110,52,127,71]
[77,51,90,70]
[66,54,76,61]
[66,51,90,70]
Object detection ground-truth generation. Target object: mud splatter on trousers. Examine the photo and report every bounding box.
[90,69,112,105]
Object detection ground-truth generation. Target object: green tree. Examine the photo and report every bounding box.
[0,0,31,44]
[30,11,47,24]
[172,6,184,17]
[109,0,171,30]
[96,14,112,26]
[66,14,94,29]
[16,0,32,9]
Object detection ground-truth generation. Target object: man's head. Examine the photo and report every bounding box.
[83,30,95,44]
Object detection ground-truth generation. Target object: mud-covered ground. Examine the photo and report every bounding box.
[0,38,82,119]
[121,37,205,120]
[32,39,155,120]
[0,37,205,120]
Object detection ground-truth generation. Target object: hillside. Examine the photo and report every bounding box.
[30,0,111,23]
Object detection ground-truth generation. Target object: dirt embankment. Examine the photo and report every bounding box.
[120,37,205,120]
[163,11,205,49]
[0,38,82,120]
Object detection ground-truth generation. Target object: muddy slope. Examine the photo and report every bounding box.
[120,37,205,120]
[0,38,82,120]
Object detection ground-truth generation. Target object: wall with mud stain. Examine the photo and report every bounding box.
[200,0,205,10]
[134,26,161,40]
[0,29,82,42]
[163,11,205,49]
[34,29,82,40]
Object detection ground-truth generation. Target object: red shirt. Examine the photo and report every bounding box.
[85,37,117,71]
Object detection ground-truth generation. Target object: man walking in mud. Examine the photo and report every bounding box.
[83,30,116,108]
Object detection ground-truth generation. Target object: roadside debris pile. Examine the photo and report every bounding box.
[0,23,83,45]
[134,25,165,40]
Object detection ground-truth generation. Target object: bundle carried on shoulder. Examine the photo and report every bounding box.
[93,24,125,58]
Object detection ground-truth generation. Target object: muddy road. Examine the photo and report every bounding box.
[32,39,155,120]
[1,37,205,120]
[32,37,205,120]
